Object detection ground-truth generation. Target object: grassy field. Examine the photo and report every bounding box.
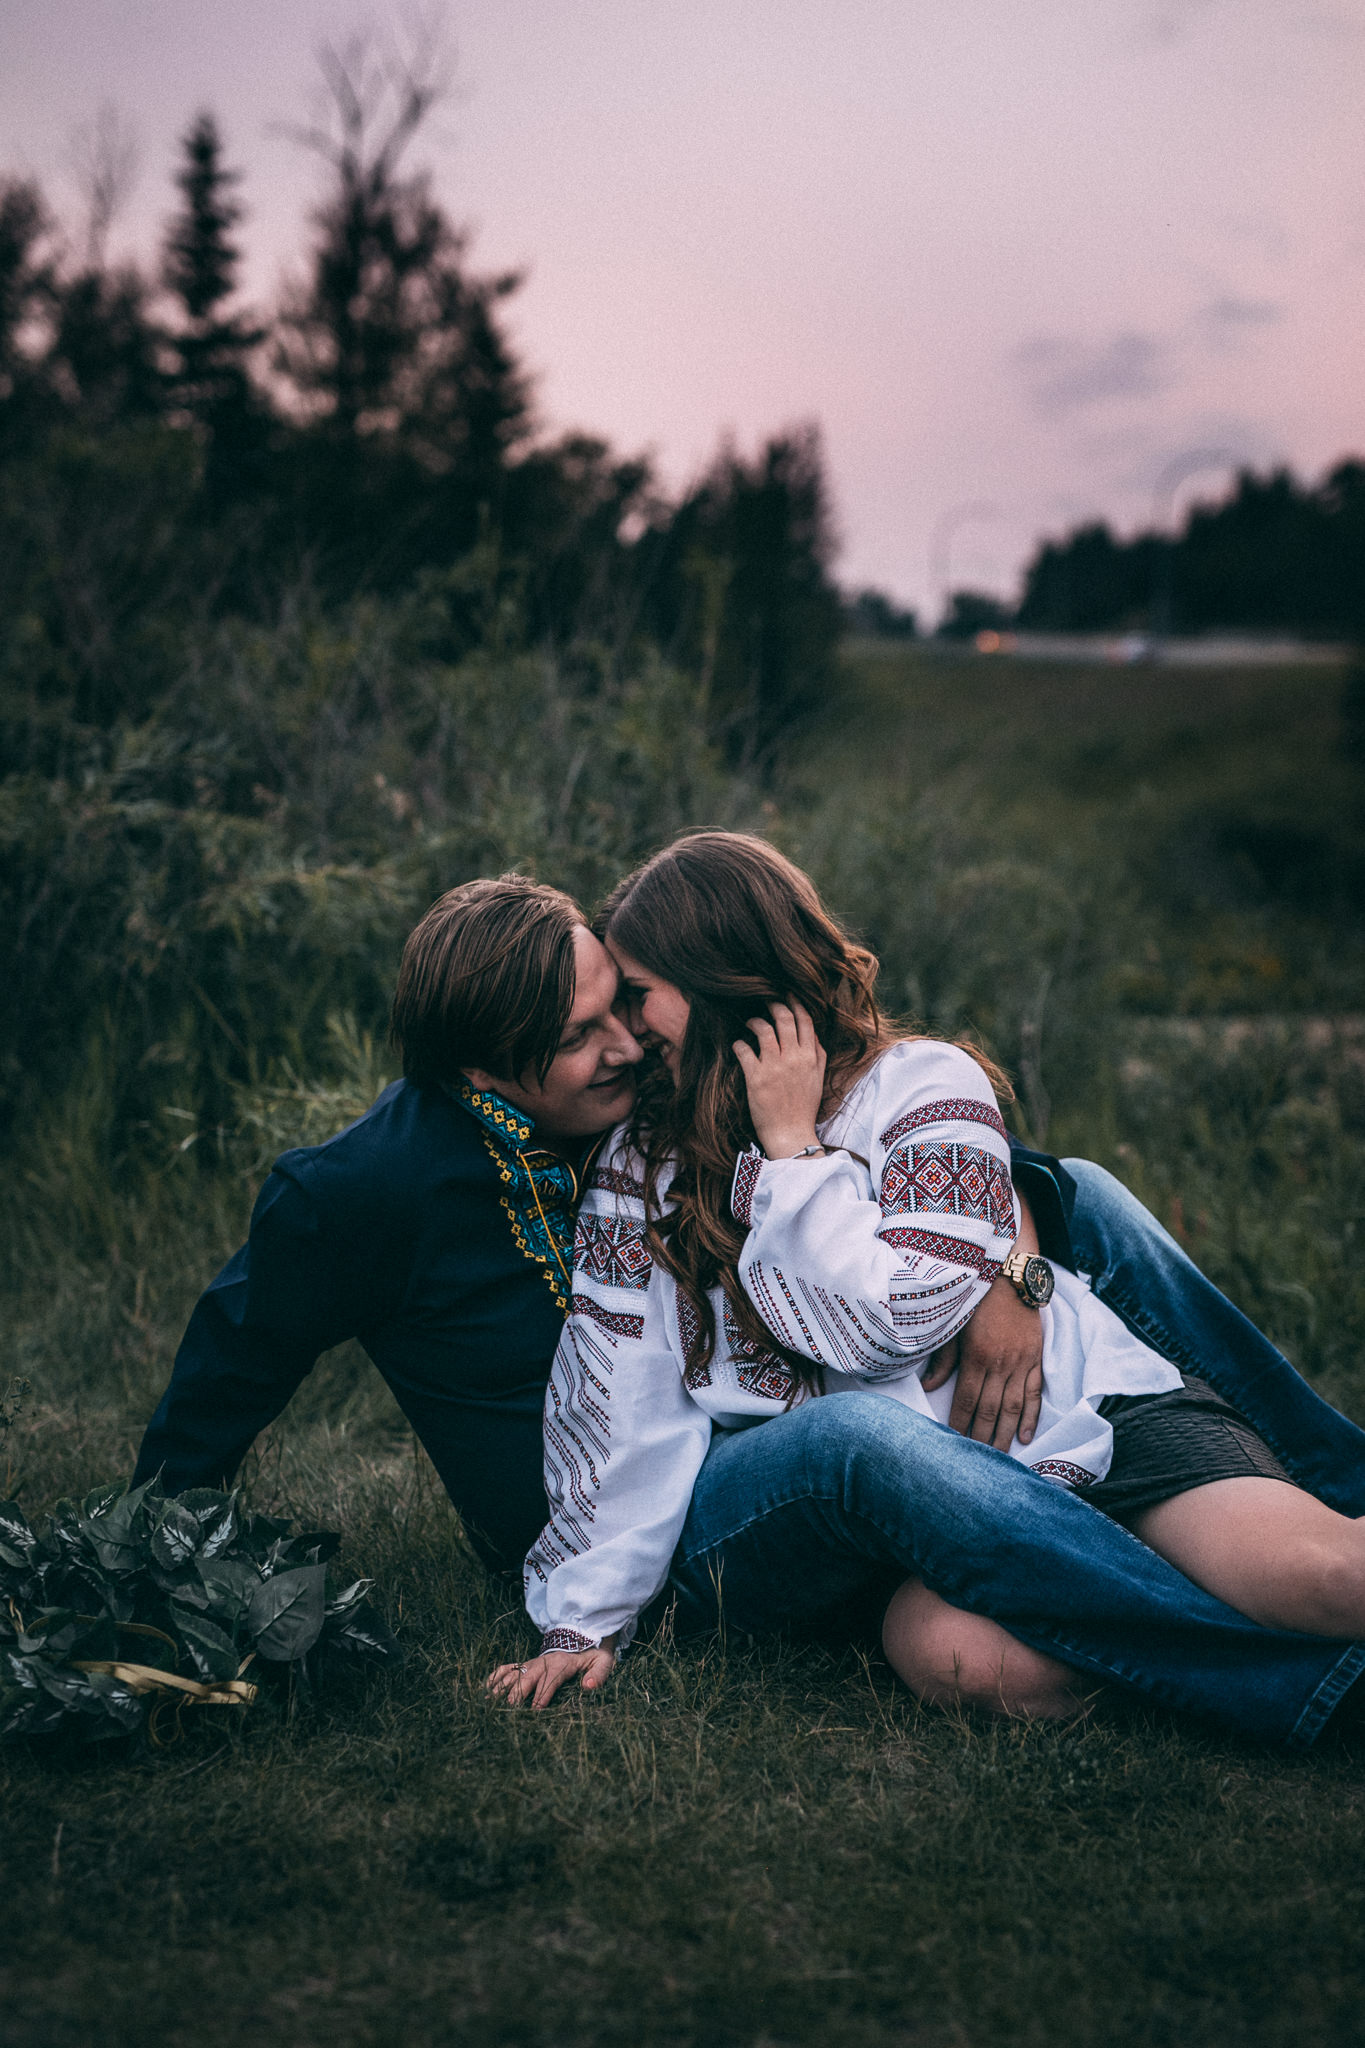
[3,646,1364,2048]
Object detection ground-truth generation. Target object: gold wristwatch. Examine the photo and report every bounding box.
[999,1250,1055,1308]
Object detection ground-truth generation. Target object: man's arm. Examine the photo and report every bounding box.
[132,1166,375,1493]
[920,1193,1046,1449]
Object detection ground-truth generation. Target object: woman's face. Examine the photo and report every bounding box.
[606,940,691,1084]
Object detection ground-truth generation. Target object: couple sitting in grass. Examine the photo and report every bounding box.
[136,833,1365,1746]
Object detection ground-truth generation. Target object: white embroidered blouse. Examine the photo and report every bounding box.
[525,1038,1181,1654]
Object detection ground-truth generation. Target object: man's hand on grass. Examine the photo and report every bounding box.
[921,1193,1045,1450]
[486,1640,617,1709]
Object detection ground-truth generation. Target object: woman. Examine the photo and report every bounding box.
[491,832,1365,1714]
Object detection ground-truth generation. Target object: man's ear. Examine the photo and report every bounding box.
[460,1066,500,1095]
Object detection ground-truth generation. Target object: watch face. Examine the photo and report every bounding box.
[1024,1256,1055,1306]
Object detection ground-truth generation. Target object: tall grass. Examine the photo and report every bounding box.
[3,642,1364,2047]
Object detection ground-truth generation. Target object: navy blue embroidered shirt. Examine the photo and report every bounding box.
[133,1077,591,1570]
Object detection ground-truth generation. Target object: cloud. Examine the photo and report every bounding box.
[1081,414,1281,499]
[1013,331,1175,417]
[1134,0,1219,46]
[1297,9,1365,40]
[1201,295,1282,329]
[1216,210,1294,261]
[1195,294,1285,353]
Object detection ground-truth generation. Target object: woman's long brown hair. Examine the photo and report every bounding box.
[599,831,1012,1393]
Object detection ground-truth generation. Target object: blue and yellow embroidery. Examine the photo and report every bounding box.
[452,1079,580,1315]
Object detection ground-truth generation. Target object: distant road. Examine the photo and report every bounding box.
[907,632,1352,666]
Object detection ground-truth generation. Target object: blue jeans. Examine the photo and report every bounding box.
[666,1163,1365,1748]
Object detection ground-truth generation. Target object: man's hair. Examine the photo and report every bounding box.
[390,874,585,1088]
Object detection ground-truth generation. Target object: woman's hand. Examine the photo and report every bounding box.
[485,1640,617,1709]
[733,1001,828,1160]
[921,1193,1044,1449]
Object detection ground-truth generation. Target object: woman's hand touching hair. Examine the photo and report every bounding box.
[732,1000,829,1160]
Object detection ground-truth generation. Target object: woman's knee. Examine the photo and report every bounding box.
[881,1579,1083,1721]
[1299,1524,1365,1636]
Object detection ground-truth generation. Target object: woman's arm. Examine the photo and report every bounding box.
[490,1158,712,1708]
[733,1027,1020,1384]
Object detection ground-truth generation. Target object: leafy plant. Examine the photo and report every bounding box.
[0,1478,400,1742]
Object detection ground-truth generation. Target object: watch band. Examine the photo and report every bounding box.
[1000,1249,1055,1307]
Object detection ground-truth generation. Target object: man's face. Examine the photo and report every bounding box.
[464,924,643,1145]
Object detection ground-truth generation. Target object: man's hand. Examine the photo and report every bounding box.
[922,1278,1044,1448]
[921,1191,1045,1449]
[732,1000,828,1161]
[485,1640,617,1709]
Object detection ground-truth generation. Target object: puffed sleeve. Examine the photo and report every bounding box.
[731,1041,1019,1379]
[523,1151,712,1653]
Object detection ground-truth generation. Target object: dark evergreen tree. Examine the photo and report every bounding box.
[1016,463,1365,638]
[647,424,843,760]
[48,266,164,428]
[938,590,1012,640]
[275,39,530,543]
[1016,522,1166,632]
[162,111,265,465]
[0,179,58,450]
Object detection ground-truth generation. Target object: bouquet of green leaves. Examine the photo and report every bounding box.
[0,1479,400,1742]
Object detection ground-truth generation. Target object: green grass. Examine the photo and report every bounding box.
[3,648,1365,2048]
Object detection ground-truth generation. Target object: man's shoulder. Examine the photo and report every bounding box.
[273,1078,487,1216]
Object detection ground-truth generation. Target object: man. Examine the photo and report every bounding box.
[135,874,1365,1745]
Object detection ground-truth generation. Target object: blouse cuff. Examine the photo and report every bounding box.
[731,1145,764,1227]
[540,1627,599,1654]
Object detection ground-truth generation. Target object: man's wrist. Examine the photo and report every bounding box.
[999,1249,1055,1308]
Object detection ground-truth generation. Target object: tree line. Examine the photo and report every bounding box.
[0,43,843,762]
[1006,465,1365,641]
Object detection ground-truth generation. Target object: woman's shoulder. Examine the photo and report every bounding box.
[580,1126,675,1212]
[822,1039,1007,1152]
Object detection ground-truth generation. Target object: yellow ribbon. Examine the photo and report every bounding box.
[71,1658,258,1707]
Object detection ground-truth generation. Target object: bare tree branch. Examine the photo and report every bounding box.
[68,102,140,270]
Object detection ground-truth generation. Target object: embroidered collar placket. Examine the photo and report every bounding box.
[451,1078,579,1315]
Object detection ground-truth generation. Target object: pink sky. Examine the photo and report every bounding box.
[3,0,1362,614]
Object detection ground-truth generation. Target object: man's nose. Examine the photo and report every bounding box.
[603,1014,644,1064]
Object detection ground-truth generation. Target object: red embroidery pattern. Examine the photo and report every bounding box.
[732,1147,763,1227]
[736,1358,798,1400]
[879,1097,1008,1151]
[723,1299,796,1403]
[575,1214,653,1290]
[545,1415,600,1519]
[881,1140,1014,1234]
[878,1225,1003,1280]
[799,1285,894,1374]
[571,1293,645,1341]
[541,1628,597,1652]
[1030,1458,1098,1488]
[767,1265,821,1359]
[676,1293,710,1388]
[588,1165,646,1200]
[746,1263,796,1351]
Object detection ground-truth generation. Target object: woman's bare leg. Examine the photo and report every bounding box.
[1130,1477,1365,1637]
[881,1576,1092,1719]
